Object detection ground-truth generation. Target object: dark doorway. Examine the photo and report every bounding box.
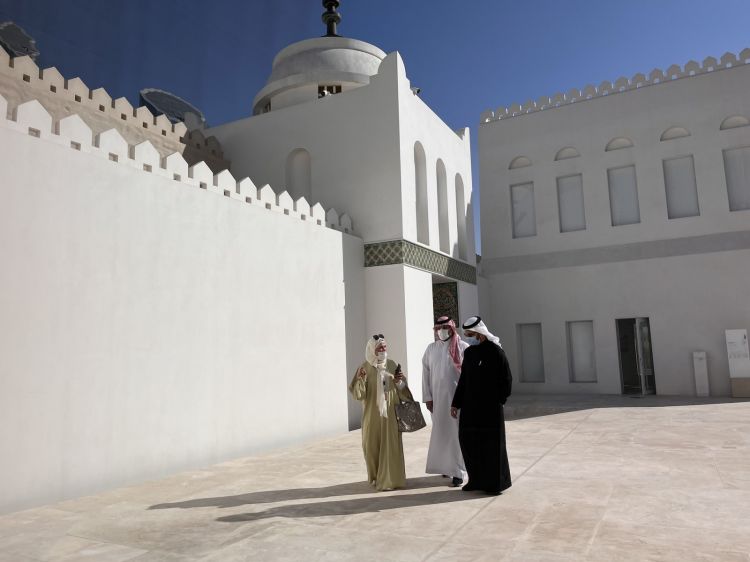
[432,282,458,323]
[617,318,656,395]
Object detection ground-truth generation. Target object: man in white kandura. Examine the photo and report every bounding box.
[422,316,469,487]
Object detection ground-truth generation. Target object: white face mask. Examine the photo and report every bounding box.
[376,351,387,362]
[437,329,450,341]
[465,336,480,346]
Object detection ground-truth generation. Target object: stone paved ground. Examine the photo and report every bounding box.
[2,395,750,561]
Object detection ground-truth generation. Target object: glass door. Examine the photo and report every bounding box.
[634,318,656,394]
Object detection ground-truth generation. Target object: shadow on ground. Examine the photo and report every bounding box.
[149,475,451,511]
[214,487,485,523]
[505,394,750,420]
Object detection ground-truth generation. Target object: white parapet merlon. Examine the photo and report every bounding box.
[131,140,161,174]
[258,184,277,210]
[189,161,213,190]
[311,202,325,225]
[213,168,235,197]
[0,93,7,122]
[237,177,257,203]
[326,207,339,229]
[277,190,294,216]
[56,114,93,153]
[163,152,189,182]
[294,195,311,219]
[13,99,53,138]
[95,128,128,163]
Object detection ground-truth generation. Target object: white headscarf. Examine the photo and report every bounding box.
[462,316,502,348]
[365,336,391,417]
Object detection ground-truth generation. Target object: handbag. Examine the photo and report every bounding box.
[395,389,427,433]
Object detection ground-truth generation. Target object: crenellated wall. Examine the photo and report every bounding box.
[0,94,354,233]
[0,91,364,513]
[0,50,229,172]
[481,48,750,123]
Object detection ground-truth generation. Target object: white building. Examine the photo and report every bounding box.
[0,11,477,512]
[478,51,750,398]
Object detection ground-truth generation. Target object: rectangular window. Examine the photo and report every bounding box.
[567,320,597,382]
[518,323,545,382]
[510,182,537,238]
[557,174,586,232]
[723,147,750,211]
[608,165,640,226]
[663,156,699,219]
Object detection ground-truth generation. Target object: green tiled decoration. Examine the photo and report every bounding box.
[364,239,476,284]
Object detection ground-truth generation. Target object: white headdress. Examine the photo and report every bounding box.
[366,335,391,417]
[462,316,502,348]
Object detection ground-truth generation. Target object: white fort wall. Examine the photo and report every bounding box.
[0,95,365,513]
[478,49,750,396]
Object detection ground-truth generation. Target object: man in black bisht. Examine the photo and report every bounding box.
[450,316,512,495]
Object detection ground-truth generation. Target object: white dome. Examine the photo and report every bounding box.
[252,36,386,115]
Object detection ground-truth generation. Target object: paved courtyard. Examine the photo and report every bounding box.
[1,395,750,561]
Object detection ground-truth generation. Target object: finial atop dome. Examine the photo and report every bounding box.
[322,0,342,37]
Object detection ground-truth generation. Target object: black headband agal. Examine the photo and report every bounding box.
[435,316,451,325]
[462,316,481,330]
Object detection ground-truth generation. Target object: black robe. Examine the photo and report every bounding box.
[451,340,512,494]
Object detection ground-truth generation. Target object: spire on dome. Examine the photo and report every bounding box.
[322,0,342,37]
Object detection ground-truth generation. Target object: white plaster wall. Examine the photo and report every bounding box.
[479,63,750,261]
[208,54,404,244]
[0,125,361,513]
[396,67,474,263]
[361,265,433,405]
[486,250,750,397]
[456,281,479,328]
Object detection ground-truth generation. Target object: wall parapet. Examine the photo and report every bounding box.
[0,94,355,235]
[480,48,750,124]
[0,52,228,171]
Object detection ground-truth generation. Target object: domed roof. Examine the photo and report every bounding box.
[252,36,386,114]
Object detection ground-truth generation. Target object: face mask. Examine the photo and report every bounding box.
[437,329,450,341]
[465,336,480,346]
[376,351,387,362]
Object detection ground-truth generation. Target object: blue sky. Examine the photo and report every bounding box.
[2,0,749,251]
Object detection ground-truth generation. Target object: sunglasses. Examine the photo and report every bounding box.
[372,334,384,340]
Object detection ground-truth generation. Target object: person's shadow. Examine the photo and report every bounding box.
[148,475,452,511]
[215,487,481,523]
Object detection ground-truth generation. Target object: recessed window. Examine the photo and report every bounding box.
[161,130,167,136]
[608,165,641,226]
[663,156,700,218]
[199,182,207,189]
[518,323,545,382]
[109,153,119,162]
[70,141,81,151]
[74,95,81,102]
[567,321,597,382]
[22,74,30,82]
[723,147,750,211]
[510,182,537,238]
[28,127,40,138]
[49,85,57,93]
[557,174,586,232]
[98,104,105,112]
[121,113,127,120]
[143,164,152,172]
[173,173,181,181]
[142,122,148,128]
[318,84,342,98]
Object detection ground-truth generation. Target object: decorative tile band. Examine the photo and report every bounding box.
[364,239,476,284]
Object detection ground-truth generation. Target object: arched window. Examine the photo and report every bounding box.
[660,126,691,141]
[285,148,311,202]
[554,146,580,161]
[414,142,429,244]
[720,115,750,130]
[605,137,634,151]
[455,174,468,260]
[436,159,449,253]
[509,156,532,169]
